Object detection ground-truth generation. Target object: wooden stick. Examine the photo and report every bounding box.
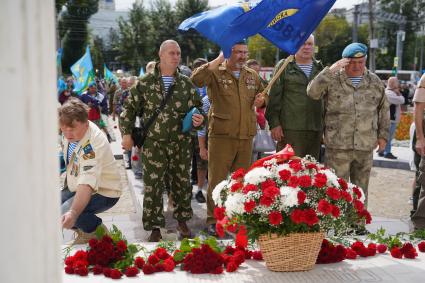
[261,55,294,97]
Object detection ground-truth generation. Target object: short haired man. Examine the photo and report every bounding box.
[60,98,121,245]
[266,35,323,160]
[307,42,389,206]
[120,40,204,241]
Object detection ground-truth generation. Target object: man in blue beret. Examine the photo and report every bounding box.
[307,43,390,231]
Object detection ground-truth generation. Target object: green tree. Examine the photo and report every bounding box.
[315,15,352,66]
[115,1,152,72]
[175,0,209,62]
[57,0,99,73]
[148,0,178,59]
[248,35,279,67]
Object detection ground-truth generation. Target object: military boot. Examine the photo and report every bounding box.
[177,221,192,239]
[148,228,162,242]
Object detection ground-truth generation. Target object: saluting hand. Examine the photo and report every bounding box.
[192,113,204,127]
[254,93,265,108]
[330,58,350,74]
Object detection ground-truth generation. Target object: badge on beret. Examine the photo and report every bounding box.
[342,43,368,58]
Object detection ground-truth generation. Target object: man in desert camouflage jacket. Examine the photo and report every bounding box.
[307,42,389,205]
[120,40,204,242]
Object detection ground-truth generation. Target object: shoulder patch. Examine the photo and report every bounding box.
[82,140,95,160]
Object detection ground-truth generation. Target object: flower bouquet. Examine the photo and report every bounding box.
[212,145,371,271]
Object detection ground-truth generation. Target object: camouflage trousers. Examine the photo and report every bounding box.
[141,138,193,230]
[411,155,425,229]
[325,148,373,205]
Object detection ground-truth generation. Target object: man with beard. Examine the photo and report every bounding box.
[191,40,265,235]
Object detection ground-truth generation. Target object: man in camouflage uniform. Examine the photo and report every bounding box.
[120,40,204,242]
[191,41,265,234]
[307,42,389,205]
[266,35,324,160]
[412,73,425,230]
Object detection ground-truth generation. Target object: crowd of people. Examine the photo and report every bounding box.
[58,37,425,244]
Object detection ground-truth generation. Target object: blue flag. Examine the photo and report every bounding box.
[139,67,145,77]
[179,0,336,57]
[104,64,118,84]
[70,46,95,94]
[57,77,66,95]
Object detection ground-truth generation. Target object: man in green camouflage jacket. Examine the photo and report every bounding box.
[307,43,389,205]
[120,40,204,242]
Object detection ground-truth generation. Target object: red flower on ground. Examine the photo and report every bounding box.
[134,257,145,269]
[116,240,127,253]
[163,258,176,272]
[142,264,156,274]
[148,254,160,265]
[252,251,263,260]
[125,266,139,277]
[418,241,425,253]
[377,244,387,253]
[345,248,357,259]
[268,211,283,225]
[390,247,403,259]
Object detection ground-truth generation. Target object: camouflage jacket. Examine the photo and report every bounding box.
[119,64,203,142]
[307,67,390,151]
[265,58,323,131]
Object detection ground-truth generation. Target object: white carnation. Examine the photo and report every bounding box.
[244,167,272,185]
[279,186,300,208]
[224,193,245,217]
[322,169,339,187]
[212,180,228,207]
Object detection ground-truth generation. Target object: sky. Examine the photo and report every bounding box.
[115,0,366,11]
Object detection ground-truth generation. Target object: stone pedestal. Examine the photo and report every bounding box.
[0,1,61,282]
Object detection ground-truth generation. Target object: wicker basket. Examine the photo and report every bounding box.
[258,232,325,272]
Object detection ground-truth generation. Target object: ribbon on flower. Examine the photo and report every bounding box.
[248,144,296,171]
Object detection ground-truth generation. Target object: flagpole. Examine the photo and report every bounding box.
[261,54,294,97]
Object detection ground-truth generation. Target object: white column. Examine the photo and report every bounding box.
[0,1,61,283]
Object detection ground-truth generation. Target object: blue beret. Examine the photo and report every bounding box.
[342,43,368,58]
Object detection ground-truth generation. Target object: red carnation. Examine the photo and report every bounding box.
[390,247,403,259]
[252,251,263,260]
[226,261,239,272]
[213,207,226,221]
[64,256,74,267]
[236,228,249,249]
[377,244,387,253]
[242,184,258,194]
[403,248,418,259]
[303,209,319,226]
[263,186,280,199]
[163,258,175,272]
[231,168,246,180]
[116,240,127,253]
[357,209,372,224]
[326,187,341,200]
[142,264,156,275]
[155,247,171,260]
[353,199,364,212]
[418,241,425,252]
[279,169,291,181]
[92,264,103,275]
[211,266,224,274]
[290,209,304,224]
[298,175,312,188]
[134,257,145,269]
[289,160,302,172]
[288,176,299,188]
[352,186,363,199]
[331,205,340,218]
[318,199,332,215]
[75,266,89,276]
[341,190,353,202]
[297,190,306,205]
[231,182,243,192]
[338,178,348,190]
[261,179,277,190]
[226,223,238,233]
[259,196,274,207]
[216,222,225,238]
[313,173,327,188]
[131,154,139,161]
[148,254,160,265]
[125,266,139,277]
[268,211,283,226]
[64,266,74,274]
[103,267,112,277]
[345,248,357,259]
[306,163,317,170]
[244,200,256,213]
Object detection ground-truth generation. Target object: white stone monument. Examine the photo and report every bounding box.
[0,0,61,282]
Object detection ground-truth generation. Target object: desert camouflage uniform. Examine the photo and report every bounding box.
[119,64,203,230]
[307,67,389,201]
